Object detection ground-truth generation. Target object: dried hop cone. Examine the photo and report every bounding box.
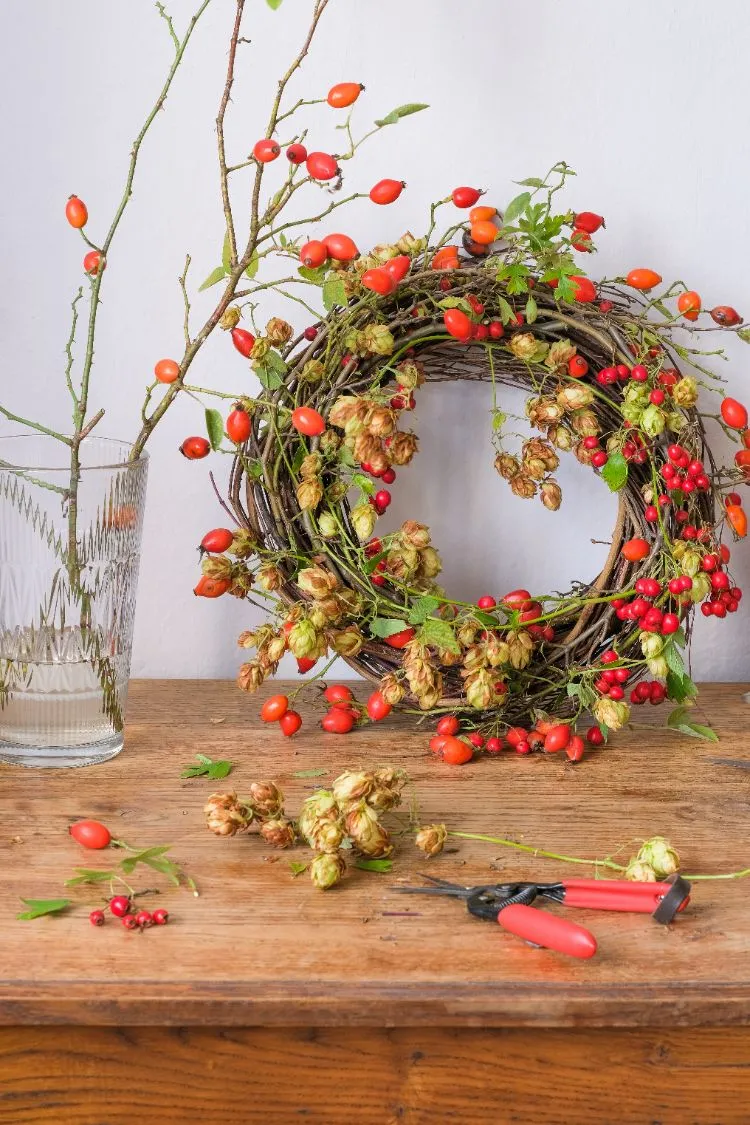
[205,792,251,837]
[297,566,338,599]
[624,858,657,882]
[345,801,394,858]
[540,480,562,511]
[332,770,375,808]
[495,452,521,481]
[593,697,630,731]
[297,477,323,512]
[510,474,537,499]
[636,837,680,877]
[310,851,347,890]
[671,376,698,408]
[299,359,325,384]
[352,502,377,542]
[260,818,296,849]
[509,332,542,361]
[378,674,406,706]
[219,306,242,330]
[388,432,419,466]
[257,564,285,592]
[237,661,265,694]
[415,823,448,857]
[265,317,293,346]
[367,767,407,812]
[247,781,284,820]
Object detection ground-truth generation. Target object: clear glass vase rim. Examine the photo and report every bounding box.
[0,434,148,472]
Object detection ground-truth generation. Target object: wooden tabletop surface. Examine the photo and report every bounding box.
[2,679,750,1030]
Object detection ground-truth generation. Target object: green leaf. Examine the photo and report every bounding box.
[351,471,375,495]
[601,451,628,492]
[369,617,410,639]
[322,277,347,311]
[17,898,72,921]
[245,250,259,280]
[199,265,226,292]
[497,296,516,325]
[222,231,232,272]
[205,407,224,452]
[418,617,460,655]
[437,296,473,314]
[666,669,697,705]
[181,754,233,780]
[254,357,284,392]
[374,103,429,128]
[266,0,283,9]
[663,641,686,679]
[408,596,442,625]
[517,177,544,188]
[491,410,507,432]
[289,861,308,877]
[293,768,329,779]
[298,265,326,286]
[64,870,114,887]
[354,858,393,872]
[474,609,500,627]
[525,294,538,324]
[737,327,750,344]
[503,191,531,225]
[667,706,718,741]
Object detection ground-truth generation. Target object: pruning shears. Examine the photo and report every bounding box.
[393,874,691,960]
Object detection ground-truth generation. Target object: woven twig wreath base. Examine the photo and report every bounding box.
[228,267,714,725]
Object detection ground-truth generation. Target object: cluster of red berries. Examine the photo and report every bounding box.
[259,684,392,737]
[260,692,303,736]
[593,649,631,700]
[629,680,667,706]
[660,444,711,495]
[91,896,169,930]
[700,575,743,618]
[610,587,680,635]
[429,715,586,764]
[443,301,519,343]
[475,591,554,641]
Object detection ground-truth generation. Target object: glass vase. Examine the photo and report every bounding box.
[0,435,148,767]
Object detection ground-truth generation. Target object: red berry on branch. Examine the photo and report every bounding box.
[83,250,104,275]
[710,305,743,327]
[567,355,589,378]
[154,357,180,384]
[591,451,608,468]
[630,364,648,382]
[306,151,340,181]
[193,576,231,598]
[477,595,497,610]
[571,276,596,303]
[626,268,662,291]
[179,436,210,460]
[361,268,396,296]
[384,627,415,649]
[440,737,474,765]
[384,255,411,283]
[136,911,153,928]
[451,186,482,208]
[122,914,139,931]
[721,397,749,430]
[327,82,364,108]
[152,909,169,926]
[367,691,391,721]
[469,220,498,246]
[89,909,106,927]
[66,195,88,228]
[649,389,665,405]
[369,179,405,205]
[321,708,356,734]
[381,468,396,485]
[231,328,255,357]
[109,896,131,918]
[260,694,289,722]
[253,138,280,163]
[486,736,503,754]
[622,538,650,562]
[226,408,251,444]
[571,229,593,252]
[299,240,328,268]
[296,656,317,674]
[573,212,605,233]
[677,290,701,321]
[303,325,319,341]
[489,321,504,339]
[291,406,325,436]
[566,735,585,762]
[443,308,472,342]
[286,143,307,164]
[323,232,358,261]
[200,528,234,554]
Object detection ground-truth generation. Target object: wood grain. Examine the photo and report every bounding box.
[4,1026,750,1124]
[2,680,750,1029]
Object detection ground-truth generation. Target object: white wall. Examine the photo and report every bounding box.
[1,0,749,680]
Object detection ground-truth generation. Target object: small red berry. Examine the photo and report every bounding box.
[136,910,153,928]
[180,436,210,460]
[253,138,280,163]
[451,186,483,208]
[89,909,106,927]
[586,726,605,746]
[109,895,131,918]
[200,528,234,554]
[231,327,255,357]
[477,595,497,610]
[486,736,503,754]
[374,489,391,510]
[279,710,302,737]
[631,364,648,382]
[303,325,318,341]
[152,909,169,926]
[122,914,139,931]
[226,408,252,444]
[286,143,308,164]
[83,250,104,275]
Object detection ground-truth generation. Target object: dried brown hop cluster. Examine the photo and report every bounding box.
[206,767,408,891]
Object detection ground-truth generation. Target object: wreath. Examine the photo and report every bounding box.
[200,164,749,752]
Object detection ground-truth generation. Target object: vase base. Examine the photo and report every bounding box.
[0,732,124,769]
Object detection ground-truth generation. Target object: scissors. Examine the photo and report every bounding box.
[393,874,691,960]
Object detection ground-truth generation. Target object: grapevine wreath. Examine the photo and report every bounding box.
[194,163,750,756]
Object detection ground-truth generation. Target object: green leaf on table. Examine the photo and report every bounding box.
[667,706,718,742]
[205,408,224,452]
[289,861,308,877]
[369,617,410,639]
[601,451,628,492]
[354,858,393,873]
[64,869,115,887]
[17,898,72,921]
[322,277,347,311]
[374,103,429,128]
[222,231,233,272]
[418,617,460,655]
[502,191,531,225]
[525,294,538,324]
[199,265,226,292]
[298,265,326,286]
[408,595,442,625]
[180,753,233,780]
[245,250,259,280]
[293,767,329,779]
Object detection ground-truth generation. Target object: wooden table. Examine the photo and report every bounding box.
[2,680,750,1123]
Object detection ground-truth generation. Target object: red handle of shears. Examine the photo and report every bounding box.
[560,878,689,913]
[497,903,597,960]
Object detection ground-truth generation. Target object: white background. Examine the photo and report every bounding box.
[1,0,749,680]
